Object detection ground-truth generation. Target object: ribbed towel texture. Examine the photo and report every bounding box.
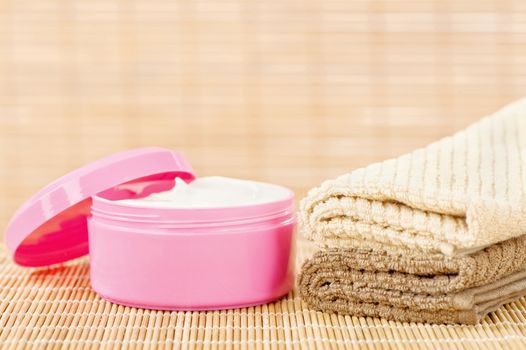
[300,98,526,256]
[299,236,526,324]
[299,99,526,324]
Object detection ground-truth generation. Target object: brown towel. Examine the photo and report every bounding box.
[298,236,526,324]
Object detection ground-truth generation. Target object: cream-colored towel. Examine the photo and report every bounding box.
[300,98,526,256]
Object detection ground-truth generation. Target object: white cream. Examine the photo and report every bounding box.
[117,176,291,208]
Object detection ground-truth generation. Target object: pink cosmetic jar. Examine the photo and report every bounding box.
[4,148,296,310]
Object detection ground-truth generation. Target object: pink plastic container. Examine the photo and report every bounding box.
[89,190,295,310]
[4,148,296,310]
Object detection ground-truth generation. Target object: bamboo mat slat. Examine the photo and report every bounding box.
[1,0,526,347]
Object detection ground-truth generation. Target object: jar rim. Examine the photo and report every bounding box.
[91,185,295,225]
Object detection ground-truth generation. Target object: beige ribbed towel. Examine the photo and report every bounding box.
[300,99,526,256]
[298,236,526,324]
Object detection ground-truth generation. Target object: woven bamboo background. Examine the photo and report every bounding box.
[1,0,526,348]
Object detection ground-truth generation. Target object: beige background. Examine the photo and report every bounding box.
[1,0,526,348]
[1,0,525,233]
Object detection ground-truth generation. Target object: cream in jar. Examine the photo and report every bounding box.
[117,176,291,208]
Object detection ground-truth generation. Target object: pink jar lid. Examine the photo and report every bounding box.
[4,147,195,267]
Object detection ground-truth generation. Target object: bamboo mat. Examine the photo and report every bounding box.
[2,0,526,348]
[0,240,525,349]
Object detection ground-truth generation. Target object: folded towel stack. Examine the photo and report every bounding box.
[298,99,526,324]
